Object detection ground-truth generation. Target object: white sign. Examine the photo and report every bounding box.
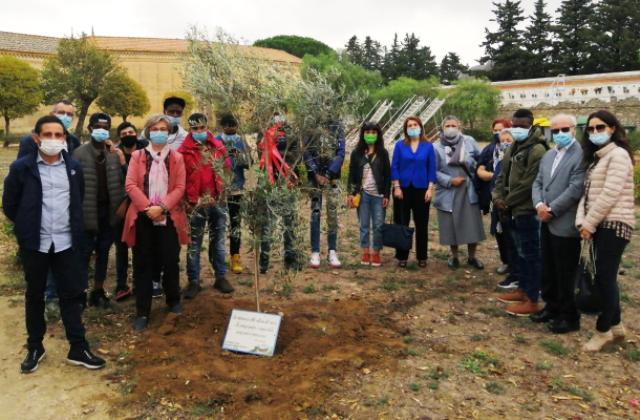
[222,309,282,357]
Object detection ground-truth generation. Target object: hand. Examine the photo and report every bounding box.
[382,198,389,209]
[315,174,329,186]
[424,189,433,203]
[115,148,126,166]
[494,199,507,211]
[346,195,354,208]
[145,205,164,221]
[197,195,216,208]
[580,228,592,240]
[393,187,403,200]
[536,205,553,222]
[451,176,466,187]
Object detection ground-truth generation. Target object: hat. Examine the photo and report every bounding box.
[89,112,111,127]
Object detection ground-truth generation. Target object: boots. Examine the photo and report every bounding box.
[231,254,243,274]
[583,330,614,352]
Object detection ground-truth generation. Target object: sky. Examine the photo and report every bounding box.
[3,0,564,65]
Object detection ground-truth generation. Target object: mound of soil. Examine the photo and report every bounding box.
[129,294,406,417]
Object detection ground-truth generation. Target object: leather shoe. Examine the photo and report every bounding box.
[529,308,556,323]
[547,318,580,334]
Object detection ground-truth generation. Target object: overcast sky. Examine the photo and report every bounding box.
[3,0,564,65]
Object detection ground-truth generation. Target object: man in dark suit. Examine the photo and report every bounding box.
[3,115,105,374]
[531,113,585,333]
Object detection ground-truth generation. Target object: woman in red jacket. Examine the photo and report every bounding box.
[122,114,188,332]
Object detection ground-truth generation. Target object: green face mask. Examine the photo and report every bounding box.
[364,133,378,144]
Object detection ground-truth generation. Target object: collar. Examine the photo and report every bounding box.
[37,152,65,166]
[595,141,617,158]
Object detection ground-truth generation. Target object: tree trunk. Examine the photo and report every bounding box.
[3,116,10,148]
[74,102,91,139]
[122,114,128,122]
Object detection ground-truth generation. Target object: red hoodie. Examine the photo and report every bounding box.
[178,132,230,204]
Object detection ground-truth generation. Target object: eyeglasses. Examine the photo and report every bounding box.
[550,127,572,134]
[586,124,608,134]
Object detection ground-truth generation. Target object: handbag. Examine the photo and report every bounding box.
[381,199,414,251]
[575,240,601,315]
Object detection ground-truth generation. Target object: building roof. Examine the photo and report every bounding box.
[0,31,302,64]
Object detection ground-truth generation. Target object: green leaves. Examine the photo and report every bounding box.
[0,56,42,134]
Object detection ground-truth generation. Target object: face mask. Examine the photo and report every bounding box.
[149,130,169,145]
[222,133,241,143]
[407,127,421,138]
[91,128,109,142]
[39,139,66,156]
[443,127,459,139]
[498,142,512,152]
[363,133,377,145]
[192,131,208,143]
[510,127,530,142]
[166,115,181,127]
[589,132,611,146]
[120,135,137,148]
[553,132,573,148]
[55,114,72,130]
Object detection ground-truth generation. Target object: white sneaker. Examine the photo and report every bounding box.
[328,250,342,268]
[309,252,321,269]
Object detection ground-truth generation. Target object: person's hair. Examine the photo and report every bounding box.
[582,110,634,165]
[219,112,238,128]
[491,118,512,130]
[52,99,74,108]
[143,114,172,139]
[356,121,386,155]
[513,108,534,124]
[163,96,186,110]
[402,116,428,144]
[187,112,208,127]
[34,115,65,134]
[499,128,514,139]
[117,121,136,135]
[550,113,577,127]
[440,115,461,129]
[88,112,111,128]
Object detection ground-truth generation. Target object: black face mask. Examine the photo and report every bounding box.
[121,135,137,148]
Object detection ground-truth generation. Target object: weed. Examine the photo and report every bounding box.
[540,340,570,356]
[535,361,553,371]
[409,383,420,392]
[485,381,505,395]
[626,349,640,362]
[302,284,316,294]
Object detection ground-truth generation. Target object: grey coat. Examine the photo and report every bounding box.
[73,143,126,231]
[434,135,481,213]
[532,141,585,237]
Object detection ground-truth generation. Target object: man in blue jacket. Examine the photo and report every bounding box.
[17,100,80,158]
[304,121,346,269]
[3,115,106,374]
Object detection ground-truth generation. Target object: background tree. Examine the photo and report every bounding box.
[439,52,468,85]
[41,34,118,136]
[361,36,383,71]
[397,33,439,80]
[443,78,501,131]
[0,56,42,146]
[551,0,595,75]
[522,0,553,78]
[371,76,440,107]
[253,35,333,58]
[96,70,150,122]
[382,34,402,81]
[590,0,640,73]
[479,0,528,81]
[344,36,364,65]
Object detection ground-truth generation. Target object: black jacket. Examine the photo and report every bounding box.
[347,148,391,199]
[2,151,85,251]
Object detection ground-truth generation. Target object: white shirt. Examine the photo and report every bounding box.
[167,125,188,151]
[37,153,72,253]
[550,139,575,177]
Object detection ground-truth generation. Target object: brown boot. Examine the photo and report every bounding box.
[497,288,526,303]
[583,330,614,352]
[505,298,540,316]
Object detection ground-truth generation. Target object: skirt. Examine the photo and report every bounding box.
[437,183,486,246]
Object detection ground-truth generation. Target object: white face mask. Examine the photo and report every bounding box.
[443,127,460,139]
[39,139,66,157]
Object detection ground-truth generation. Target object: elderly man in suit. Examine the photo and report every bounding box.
[531,113,585,333]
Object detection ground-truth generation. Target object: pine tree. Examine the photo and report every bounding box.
[344,36,364,65]
[522,0,553,78]
[552,0,596,75]
[361,36,383,71]
[439,52,468,84]
[590,0,640,72]
[398,33,438,80]
[382,33,401,81]
[479,0,528,81]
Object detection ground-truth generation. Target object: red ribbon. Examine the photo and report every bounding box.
[259,123,297,185]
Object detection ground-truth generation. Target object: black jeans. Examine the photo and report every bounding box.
[228,194,242,255]
[540,224,581,321]
[80,207,114,289]
[393,186,430,261]
[114,219,129,290]
[21,247,88,351]
[593,227,628,332]
[132,215,181,318]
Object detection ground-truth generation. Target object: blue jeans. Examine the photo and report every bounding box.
[358,192,385,250]
[45,270,58,301]
[187,206,227,283]
[310,183,339,253]
[509,214,541,302]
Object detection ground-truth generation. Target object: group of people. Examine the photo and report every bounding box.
[2,96,635,374]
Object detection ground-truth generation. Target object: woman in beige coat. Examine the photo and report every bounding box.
[576,110,635,352]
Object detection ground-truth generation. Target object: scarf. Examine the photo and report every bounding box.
[259,123,297,185]
[146,144,170,207]
[440,133,465,166]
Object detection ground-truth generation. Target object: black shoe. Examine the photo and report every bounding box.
[467,258,484,270]
[133,316,148,332]
[418,259,427,268]
[67,348,106,370]
[182,282,201,299]
[88,289,111,309]
[167,303,182,314]
[496,264,510,275]
[547,318,580,334]
[497,276,518,290]
[447,257,460,269]
[398,260,408,268]
[259,266,269,274]
[152,282,164,298]
[21,347,46,374]
[529,308,556,323]
[213,276,234,294]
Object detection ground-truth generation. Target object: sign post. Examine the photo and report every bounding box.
[222,309,282,357]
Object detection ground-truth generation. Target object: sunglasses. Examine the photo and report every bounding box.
[586,124,608,134]
[551,127,572,134]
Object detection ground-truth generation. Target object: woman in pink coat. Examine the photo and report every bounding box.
[122,114,188,331]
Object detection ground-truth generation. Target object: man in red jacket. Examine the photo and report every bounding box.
[178,113,232,299]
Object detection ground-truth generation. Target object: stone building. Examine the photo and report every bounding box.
[0,30,301,133]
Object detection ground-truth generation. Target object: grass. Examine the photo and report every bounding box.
[548,378,594,402]
[321,283,339,291]
[539,340,570,357]
[409,383,420,392]
[381,279,400,291]
[626,349,640,362]
[302,284,316,294]
[460,351,501,375]
[535,361,553,371]
[485,381,505,395]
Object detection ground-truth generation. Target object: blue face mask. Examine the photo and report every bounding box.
[149,130,169,145]
[553,132,573,148]
[407,127,421,138]
[166,115,181,127]
[91,128,109,142]
[498,142,512,152]
[510,127,530,142]
[192,131,208,142]
[589,132,611,146]
[55,114,72,130]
